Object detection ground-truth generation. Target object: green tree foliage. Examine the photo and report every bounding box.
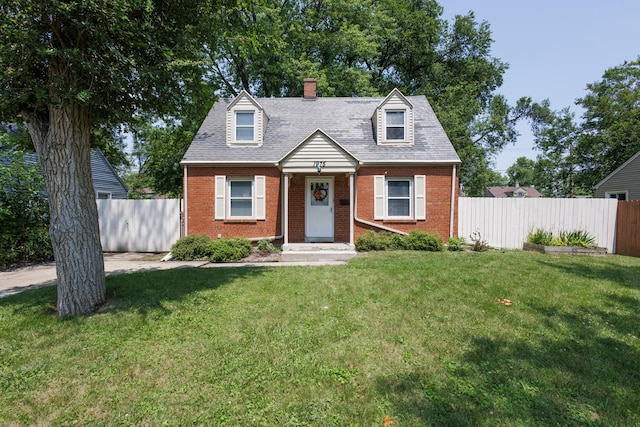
[530,58,640,197]
[0,0,205,315]
[576,58,640,188]
[180,0,543,196]
[533,108,585,197]
[506,157,537,187]
[0,140,52,268]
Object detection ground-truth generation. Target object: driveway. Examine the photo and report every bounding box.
[0,253,208,298]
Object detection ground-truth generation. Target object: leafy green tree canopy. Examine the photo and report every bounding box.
[0,0,205,316]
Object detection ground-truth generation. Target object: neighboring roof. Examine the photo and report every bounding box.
[182,94,460,165]
[485,186,542,198]
[2,148,128,198]
[593,149,640,190]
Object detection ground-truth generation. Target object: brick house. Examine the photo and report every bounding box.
[181,79,460,251]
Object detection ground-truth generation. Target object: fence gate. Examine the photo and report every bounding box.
[616,200,640,258]
[97,199,182,252]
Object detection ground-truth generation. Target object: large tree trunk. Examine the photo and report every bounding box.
[24,103,106,316]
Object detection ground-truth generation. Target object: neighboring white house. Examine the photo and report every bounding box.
[593,150,640,201]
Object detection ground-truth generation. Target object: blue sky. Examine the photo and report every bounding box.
[441,0,640,172]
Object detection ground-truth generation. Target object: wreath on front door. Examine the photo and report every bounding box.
[313,183,328,202]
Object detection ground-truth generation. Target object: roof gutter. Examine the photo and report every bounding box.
[358,159,461,166]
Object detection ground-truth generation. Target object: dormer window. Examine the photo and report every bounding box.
[235,111,255,141]
[226,90,266,147]
[374,88,414,145]
[386,111,405,140]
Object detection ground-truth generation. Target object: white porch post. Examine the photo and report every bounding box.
[283,173,289,245]
[349,172,355,245]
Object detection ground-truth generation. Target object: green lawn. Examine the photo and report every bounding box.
[1,251,639,426]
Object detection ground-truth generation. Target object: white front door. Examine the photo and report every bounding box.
[305,177,334,242]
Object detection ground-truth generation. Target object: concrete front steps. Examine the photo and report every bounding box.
[281,243,357,262]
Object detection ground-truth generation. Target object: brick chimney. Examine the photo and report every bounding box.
[303,78,317,100]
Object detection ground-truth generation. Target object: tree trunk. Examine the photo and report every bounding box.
[24,103,106,316]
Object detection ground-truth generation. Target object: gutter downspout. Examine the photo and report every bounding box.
[183,165,188,237]
[353,174,409,236]
[449,164,457,239]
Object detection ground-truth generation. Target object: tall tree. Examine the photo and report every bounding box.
[533,108,586,197]
[0,0,204,316]
[506,157,537,187]
[196,1,540,195]
[576,58,640,189]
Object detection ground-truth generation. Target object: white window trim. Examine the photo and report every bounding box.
[233,110,256,144]
[384,109,407,143]
[605,191,628,201]
[96,191,112,199]
[228,178,254,219]
[215,175,266,220]
[386,177,413,219]
[374,175,425,220]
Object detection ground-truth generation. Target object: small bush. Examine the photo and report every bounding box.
[170,234,213,260]
[470,229,490,252]
[404,230,443,251]
[209,237,252,262]
[355,231,390,251]
[355,230,444,252]
[528,228,553,246]
[447,236,465,251]
[256,239,280,255]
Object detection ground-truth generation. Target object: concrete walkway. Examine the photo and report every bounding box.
[0,253,349,298]
[0,253,208,298]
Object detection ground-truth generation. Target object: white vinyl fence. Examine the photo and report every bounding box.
[458,198,619,253]
[97,199,182,252]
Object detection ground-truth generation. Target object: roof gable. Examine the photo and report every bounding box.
[377,88,414,110]
[226,90,265,111]
[280,129,358,173]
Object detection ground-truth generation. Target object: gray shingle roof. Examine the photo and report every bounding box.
[182,95,460,165]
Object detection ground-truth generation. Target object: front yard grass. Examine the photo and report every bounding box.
[1,251,639,426]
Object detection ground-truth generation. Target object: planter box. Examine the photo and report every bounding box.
[523,242,607,256]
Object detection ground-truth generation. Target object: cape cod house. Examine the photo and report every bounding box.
[181,79,460,255]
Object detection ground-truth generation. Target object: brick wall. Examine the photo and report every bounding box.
[186,166,281,240]
[186,165,458,243]
[354,166,458,241]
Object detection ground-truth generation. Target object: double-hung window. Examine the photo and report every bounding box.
[229,179,253,217]
[215,175,266,220]
[235,111,255,142]
[374,175,425,221]
[385,110,405,141]
[386,179,412,217]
